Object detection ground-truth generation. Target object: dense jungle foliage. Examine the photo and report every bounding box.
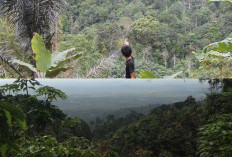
[0,0,231,78]
[0,79,232,157]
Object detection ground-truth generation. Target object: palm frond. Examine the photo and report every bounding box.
[0,47,24,77]
[0,0,64,49]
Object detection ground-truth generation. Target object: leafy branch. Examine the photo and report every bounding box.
[0,101,26,157]
[35,86,68,104]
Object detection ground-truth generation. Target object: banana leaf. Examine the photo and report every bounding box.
[31,33,51,72]
[10,59,39,76]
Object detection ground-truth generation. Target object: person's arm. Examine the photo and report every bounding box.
[130,72,135,79]
[128,62,135,79]
[124,40,129,46]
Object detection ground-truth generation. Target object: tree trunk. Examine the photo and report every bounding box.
[70,15,73,34]
[188,60,192,77]
[188,0,191,9]
[163,49,169,69]
[52,13,58,53]
[173,54,177,68]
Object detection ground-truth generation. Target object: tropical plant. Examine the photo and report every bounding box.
[35,85,68,103]
[193,38,232,78]
[138,69,183,79]
[0,18,25,78]
[0,83,20,95]
[197,114,232,157]
[14,78,41,96]
[10,33,83,78]
[203,38,232,53]
[9,136,102,157]
[0,101,26,157]
[0,0,64,50]
[192,0,232,78]
[138,70,158,78]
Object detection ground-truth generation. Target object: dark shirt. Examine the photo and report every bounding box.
[126,57,135,78]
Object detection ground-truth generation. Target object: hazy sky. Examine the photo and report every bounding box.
[0,79,211,121]
[0,79,210,106]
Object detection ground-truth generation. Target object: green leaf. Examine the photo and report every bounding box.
[45,67,73,78]
[10,59,39,76]
[0,138,20,153]
[51,48,82,67]
[207,0,232,4]
[138,70,158,78]
[57,53,83,68]
[17,120,27,130]
[203,38,232,53]
[36,86,68,101]
[31,33,51,72]
[0,102,26,130]
[208,51,231,58]
[0,144,7,157]
[3,110,11,126]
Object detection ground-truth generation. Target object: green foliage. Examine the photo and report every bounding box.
[0,18,24,78]
[97,90,232,157]
[31,33,52,73]
[0,84,20,95]
[207,0,232,4]
[104,151,119,157]
[138,70,158,78]
[14,78,41,95]
[0,101,26,157]
[193,0,232,78]
[203,38,232,53]
[131,16,160,47]
[51,48,82,68]
[11,33,83,78]
[0,101,26,131]
[10,136,102,157]
[194,38,232,78]
[203,90,232,117]
[0,0,64,49]
[108,115,160,156]
[35,86,68,102]
[58,34,94,53]
[1,0,231,78]
[0,80,96,156]
[55,0,232,78]
[10,59,39,75]
[1,80,232,157]
[0,79,41,96]
[96,22,121,52]
[197,114,232,157]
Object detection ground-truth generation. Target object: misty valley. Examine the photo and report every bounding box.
[1,79,232,157]
[0,79,210,123]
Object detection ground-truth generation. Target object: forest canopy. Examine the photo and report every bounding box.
[0,0,231,78]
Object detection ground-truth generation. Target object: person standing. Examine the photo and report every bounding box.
[121,41,135,79]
